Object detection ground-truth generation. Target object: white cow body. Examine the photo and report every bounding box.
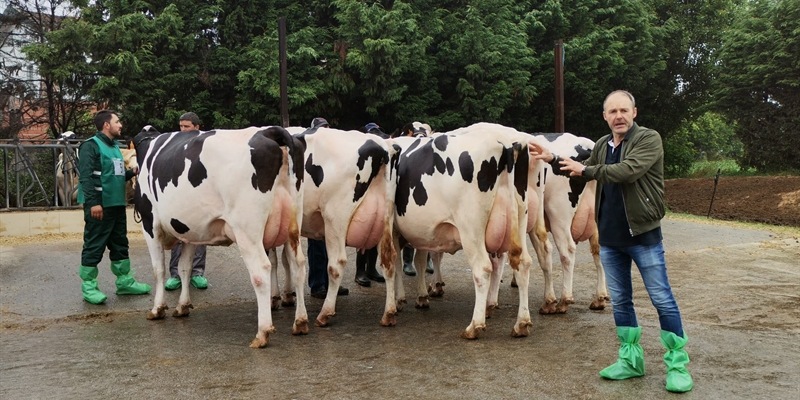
[268,126,396,327]
[133,126,307,348]
[387,125,534,339]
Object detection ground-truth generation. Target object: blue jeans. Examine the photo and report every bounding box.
[600,242,684,337]
[307,239,328,293]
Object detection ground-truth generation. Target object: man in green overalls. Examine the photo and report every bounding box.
[77,110,151,304]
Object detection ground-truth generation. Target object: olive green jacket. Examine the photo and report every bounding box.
[581,123,666,236]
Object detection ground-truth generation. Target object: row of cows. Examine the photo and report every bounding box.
[130,122,608,348]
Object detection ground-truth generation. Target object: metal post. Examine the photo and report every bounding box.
[707,168,721,218]
[554,39,565,133]
[278,17,289,128]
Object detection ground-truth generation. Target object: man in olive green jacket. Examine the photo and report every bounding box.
[529,90,692,393]
[77,110,150,304]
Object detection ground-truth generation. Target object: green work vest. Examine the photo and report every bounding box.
[78,135,127,207]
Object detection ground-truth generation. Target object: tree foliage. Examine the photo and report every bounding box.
[14,0,755,178]
[714,0,800,172]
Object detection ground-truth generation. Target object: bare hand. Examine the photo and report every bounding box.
[528,142,553,162]
[90,205,103,220]
[559,158,584,177]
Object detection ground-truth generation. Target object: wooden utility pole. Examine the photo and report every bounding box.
[554,39,565,133]
[278,17,289,127]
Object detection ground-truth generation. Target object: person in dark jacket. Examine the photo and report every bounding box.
[529,90,693,393]
[77,110,151,304]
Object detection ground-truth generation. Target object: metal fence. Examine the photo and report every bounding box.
[0,138,88,210]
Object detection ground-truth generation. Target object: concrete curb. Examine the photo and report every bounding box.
[0,207,140,236]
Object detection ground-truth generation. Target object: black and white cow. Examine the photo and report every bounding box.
[269,126,396,327]
[132,125,307,348]
[385,125,534,339]
[406,124,607,316]
[528,132,608,313]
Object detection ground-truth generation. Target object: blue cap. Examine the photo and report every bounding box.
[364,123,380,132]
[310,117,330,128]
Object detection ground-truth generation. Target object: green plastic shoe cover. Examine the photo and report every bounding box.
[79,265,107,304]
[599,326,646,380]
[110,259,151,295]
[165,277,181,290]
[661,330,693,393]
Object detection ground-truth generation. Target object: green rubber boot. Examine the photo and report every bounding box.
[110,259,151,295]
[599,326,646,380]
[661,330,693,393]
[79,265,107,304]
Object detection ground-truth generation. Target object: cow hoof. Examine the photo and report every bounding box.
[589,297,607,310]
[511,320,533,338]
[292,318,309,335]
[173,303,193,317]
[460,324,485,340]
[380,312,396,327]
[539,301,558,315]
[415,296,430,309]
[146,305,168,320]
[486,303,498,318]
[249,327,276,348]
[314,312,334,327]
[281,293,296,307]
[428,282,445,297]
[271,296,282,310]
[396,298,407,312]
[555,300,572,314]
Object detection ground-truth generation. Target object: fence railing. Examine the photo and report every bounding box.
[0,138,94,210]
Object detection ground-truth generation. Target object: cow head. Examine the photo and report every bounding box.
[131,125,162,167]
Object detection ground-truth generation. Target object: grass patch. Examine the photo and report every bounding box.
[665,212,800,237]
[687,159,757,178]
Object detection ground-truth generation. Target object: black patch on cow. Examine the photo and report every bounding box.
[568,179,587,208]
[170,218,190,234]
[445,157,454,176]
[433,153,446,174]
[497,145,512,173]
[395,138,437,216]
[248,131,284,193]
[354,140,389,202]
[477,156,499,192]
[433,135,448,151]
[390,144,401,181]
[305,153,324,187]
[573,144,592,162]
[513,142,528,200]
[148,131,217,201]
[135,191,155,238]
[458,152,474,183]
[538,132,563,142]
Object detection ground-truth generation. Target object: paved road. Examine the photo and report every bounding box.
[1,217,797,399]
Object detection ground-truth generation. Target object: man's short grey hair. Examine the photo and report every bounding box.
[179,112,201,127]
[603,90,635,110]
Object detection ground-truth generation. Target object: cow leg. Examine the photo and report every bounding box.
[268,248,282,310]
[461,244,492,340]
[550,227,577,314]
[145,233,168,320]
[315,238,346,327]
[414,250,430,309]
[174,242,196,317]
[529,230,558,314]
[281,232,309,336]
[236,235,275,348]
[427,251,445,297]
[485,253,505,318]
[588,233,609,310]
[279,246,297,307]
[380,236,401,327]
